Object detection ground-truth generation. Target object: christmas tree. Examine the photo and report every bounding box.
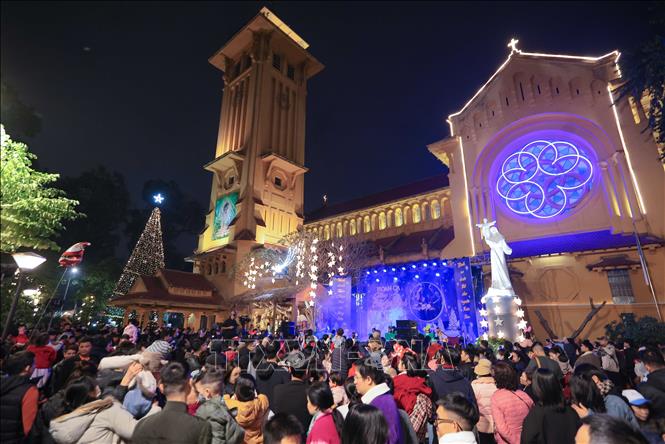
[112,207,165,297]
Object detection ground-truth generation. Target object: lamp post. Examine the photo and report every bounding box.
[2,252,47,341]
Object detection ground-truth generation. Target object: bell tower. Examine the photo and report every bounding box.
[193,8,324,300]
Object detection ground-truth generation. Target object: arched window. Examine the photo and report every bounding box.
[412,204,421,223]
[214,263,219,274]
[363,216,371,233]
[387,210,393,228]
[324,225,330,240]
[343,220,348,236]
[336,223,343,238]
[379,212,387,230]
[350,220,357,235]
[422,202,430,221]
[371,214,377,231]
[404,206,411,225]
[395,208,403,227]
[431,200,441,219]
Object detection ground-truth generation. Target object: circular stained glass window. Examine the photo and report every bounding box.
[496,140,594,219]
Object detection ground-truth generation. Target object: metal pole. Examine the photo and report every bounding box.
[30,268,68,339]
[632,222,662,321]
[2,271,24,341]
[47,271,73,332]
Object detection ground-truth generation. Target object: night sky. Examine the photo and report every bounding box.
[1,1,653,216]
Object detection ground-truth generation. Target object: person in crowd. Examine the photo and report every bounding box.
[341,403,389,444]
[329,372,348,406]
[224,374,269,444]
[331,328,345,349]
[621,339,638,383]
[596,336,620,373]
[548,345,573,376]
[195,368,245,444]
[470,358,497,444]
[523,343,563,381]
[76,337,98,365]
[354,361,403,444]
[264,413,304,444]
[255,343,291,407]
[575,340,602,370]
[459,347,477,382]
[132,362,212,444]
[574,413,649,444]
[221,311,239,340]
[434,392,479,444]
[572,366,639,428]
[50,374,151,444]
[490,361,533,444]
[14,323,30,347]
[393,353,432,442]
[0,351,38,444]
[272,357,312,433]
[521,368,581,443]
[27,332,57,389]
[336,377,361,419]
[429,347,476,405]
[122,318,139,344]
[562,338,579,367]
[637,347,665,420]
[224,362,242,396]
[305,382,342,444]
[622,389,665,444]
[330,337,349,379]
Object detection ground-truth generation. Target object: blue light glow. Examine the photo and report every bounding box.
[496,140,593,219]
[415,274,420,279]
[411,265,417,269]
[153,193,165,204]
[375,278,380,282]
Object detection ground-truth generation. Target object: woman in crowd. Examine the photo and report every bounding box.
[341,404,389,444]
[305,382,343,444]
[471,358,498,444]
[490,361,533,444]
[520,368,581,443]
[336,377,361,419]
[574,340,601,370]
[224,362,241,396]
[393,353,433,442]
[548,345,572,376]
[49,376,148,444]
[223,374,269,444]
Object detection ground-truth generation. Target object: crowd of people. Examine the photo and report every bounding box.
[1,315,665,444]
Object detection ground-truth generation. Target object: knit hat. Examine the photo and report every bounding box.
[146,340,172,359]
[474,358,492,376]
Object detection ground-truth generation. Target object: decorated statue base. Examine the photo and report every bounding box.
[481,287,522,341]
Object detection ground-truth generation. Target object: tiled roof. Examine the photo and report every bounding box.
[586,254,642,271]
[160,269,216,291]
[111,291,223,307]
[306,174,449,223]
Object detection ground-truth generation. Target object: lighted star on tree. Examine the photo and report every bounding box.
[494,317,504,326]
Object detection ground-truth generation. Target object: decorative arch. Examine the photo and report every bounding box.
[412,204,421,223]
[379,212,387,230]
[431,200,441,219]
[395,208,403,227]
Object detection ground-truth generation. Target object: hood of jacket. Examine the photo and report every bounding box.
[50,398,113,443]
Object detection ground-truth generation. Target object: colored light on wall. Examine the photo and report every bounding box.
[496,140,593,219]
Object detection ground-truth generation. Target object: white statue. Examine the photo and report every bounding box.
[476,218,513,291]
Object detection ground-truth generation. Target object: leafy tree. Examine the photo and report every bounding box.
[615,3,665,163]
[0,82,41,140]
[0,125,81,253]
[605,313,665,346]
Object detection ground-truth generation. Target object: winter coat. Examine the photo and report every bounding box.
[574,351,602,370]
[0,375,37,444]
[362,383,403,444]
[490,389,533,444]
[330,385,348,407]
[639,368,665,419]
[196,396,245,444]
[27,345,57,369]
[306,411,340,444]
[49,398,140,444]
[224,394,270,444]
[330,346,349,380]
[131,401,212,444]
[254,361,290,407]
[428,368,477,406]
[600,344,620,373]
[604,394,639,429]
[272,380,312,433]
[520,405,581,444]
[471,376,497,434]
[524,355,563,380]
[392,374,432,414]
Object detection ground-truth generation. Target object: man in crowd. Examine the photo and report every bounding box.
[264,413,304,444]
[255,342,291,407]
[435,393,479,444]
[637,347,665,420]
[220,311,239,340]
[272,355,312,432]
[76,336,97,365]
[524,342,564,380]
[132,362,212,443]
[354,361,402,444]
[597,336,620,373]
[0,351,38,444]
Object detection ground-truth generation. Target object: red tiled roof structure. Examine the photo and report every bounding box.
[160,269,216,291]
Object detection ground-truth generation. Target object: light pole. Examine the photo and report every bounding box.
[2,252,47,341]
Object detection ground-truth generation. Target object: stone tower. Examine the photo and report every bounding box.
[192,8,324,301]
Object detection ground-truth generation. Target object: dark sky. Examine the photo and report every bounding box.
[1,1,653,215]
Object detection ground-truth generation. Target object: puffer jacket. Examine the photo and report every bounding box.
[471,376,497,434]
[196,395,244,444]
[223,394,269,444]
[491,389,534,444]
[49,398,140,444]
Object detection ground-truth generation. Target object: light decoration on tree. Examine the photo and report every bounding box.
[112,207,165,297]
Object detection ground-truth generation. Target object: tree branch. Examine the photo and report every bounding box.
[570,297,607,339]
[534,310,558,339]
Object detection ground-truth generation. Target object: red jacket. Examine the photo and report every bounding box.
[307,411,340,444]
[26,345,56,369]
[393,374,432,414]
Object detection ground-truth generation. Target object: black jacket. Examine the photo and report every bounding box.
[428,368,476,406]
[271,380,312,432]
[0,375,33,444]
[131,401,212,444]
[638,368,665,419]
[254,361,290,407]
[521,404,581,444]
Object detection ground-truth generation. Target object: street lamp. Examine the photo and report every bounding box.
[1,252,47,341]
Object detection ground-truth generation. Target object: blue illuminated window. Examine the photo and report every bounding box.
[496,140,593,219]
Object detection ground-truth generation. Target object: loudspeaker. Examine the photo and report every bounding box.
[396,320,417,340]
[280,321,295,337]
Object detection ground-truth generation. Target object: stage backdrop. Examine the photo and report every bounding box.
[315,258,484,341]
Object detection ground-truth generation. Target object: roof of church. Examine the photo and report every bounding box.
[586,254,642,271]
[306,174,449,223]
[159,269,216,291]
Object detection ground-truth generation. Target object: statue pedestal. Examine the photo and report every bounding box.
[482,288,519,341]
